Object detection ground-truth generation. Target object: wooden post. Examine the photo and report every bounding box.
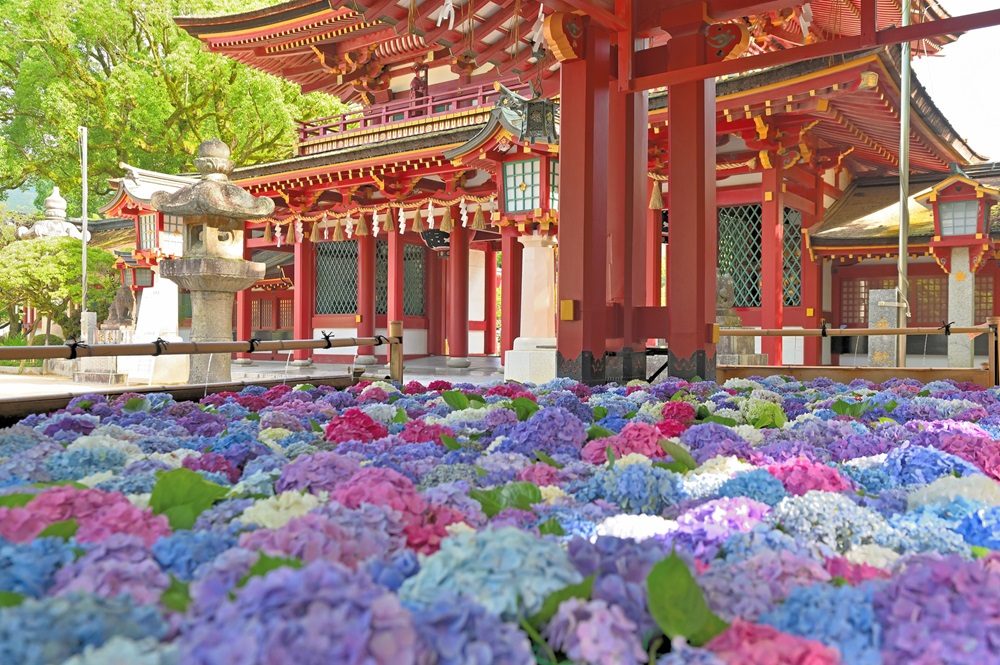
[989,317,1000,387]
[500,226,523,362]
[760,163,784,365]
[356,234,376,362]
[235,243,253,359]
[292,238,315,362]
[389,320,404,383]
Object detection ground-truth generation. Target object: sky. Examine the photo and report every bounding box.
[911,0,1000,160]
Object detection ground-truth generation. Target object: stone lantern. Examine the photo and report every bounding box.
[916,166,1000,367]
[150,139,274,383]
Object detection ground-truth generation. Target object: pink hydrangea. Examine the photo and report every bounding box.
[235,394,269,411]
[240,513,370,569]
[656,418,688,438]
[625,385,646,396]
[487,384,523,398]
[399,420,455,446]
[324,407,389,444]
[262,384,293,402]
[403,381,427,395]
[358,386,389,403]
[330,467,461,553]
[0,486,170,546]
[183,452,240,484]
[581,422,666,464]
[427,380,453,391]
[766,457,854,495]
[937,434,1000,480]
[517,463,562,486]
[707,619,842,664]
[661,401,697,423]
[824,557,891,585]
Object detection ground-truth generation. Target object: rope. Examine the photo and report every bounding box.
[65,340,89,361]
[940,321,955,336]
[247,338,262,353]
[821,322,827,338]
[321,331,336,349]
[373,335,390,346]
[152,338,170,357]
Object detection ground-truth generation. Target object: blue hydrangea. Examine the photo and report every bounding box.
[760,583,881,665]
[502,407,587,457]
[718,469,789,506]
[0,593,167,665]
[838,464,897,494]
[956,506,1000,550]
[575,463,684,514]
[151,531,237,581]
[43,448,128,481]
[0,537,75,597]
[883,443,981,486]
[406,596,534,665]
[95,473,158,496]
[366,550,420,592]
[884,509,969,556]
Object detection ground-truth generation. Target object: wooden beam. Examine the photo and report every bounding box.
[546,0,626,32]
[630,8,1000,91]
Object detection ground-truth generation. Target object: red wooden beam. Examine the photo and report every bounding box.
[546,0,625,32]
[630,8,1000,91]
[860,0,878,47]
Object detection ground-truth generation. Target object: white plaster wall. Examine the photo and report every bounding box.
[469,249,486,321]
[781,329,804,365]
[468,330,486,355]
[821,261,833,365]
[310,327,429,358]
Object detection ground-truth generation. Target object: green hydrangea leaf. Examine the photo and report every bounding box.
[592,406,609,420]
[123,397,150,413]
[972,545,992,559]
[161,576,192,612]
[0,591,25,608]
[528,575,595,627]
[587,425,616,441]
[0,493,35,509]
[647,552,727,646]
[293,384,315,391]
[703,415,738,427]
[469,481,542,517]
[441,435,462,450]
[245,413,261,422]
[237,554,304,588]
[512,397,541,422]
[653,461,691,474]
[467,393,487,406]
[441,390,470,411]
[393,408,409,423]
[310,419,323,433]
[534,450,565,469]
[658,440,698,471]
[37,519,78,541]
[149,468,229,530]
[538,518,566,536]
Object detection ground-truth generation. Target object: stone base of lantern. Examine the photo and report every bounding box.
[504,337,557,384]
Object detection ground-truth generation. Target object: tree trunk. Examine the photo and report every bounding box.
[8,305,21,335]
[44,316,51,346]
[18,319,39,375]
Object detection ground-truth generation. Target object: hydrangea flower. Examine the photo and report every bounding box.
[575,461,684,514]
[407,596,534,665]
[545,598,647,665]
[706,619,841,664]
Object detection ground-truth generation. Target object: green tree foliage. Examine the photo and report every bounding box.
[0,236,117,339]
[0,0,348,214]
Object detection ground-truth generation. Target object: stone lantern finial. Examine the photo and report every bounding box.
[193,139,234,180]
[44,187,67,221]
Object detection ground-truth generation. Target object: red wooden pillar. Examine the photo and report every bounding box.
[292,239,315,362]
[500,227,523,363]
[801,172,824,365]
[556,20,611,383]
[236,242,253,359]
[448,224,471,367]
[666,30,717,380]
[485,243,498,355]
[760,163,784,364]
[388,230,404,323]
[608,82,649,380]
[356,233,376,363]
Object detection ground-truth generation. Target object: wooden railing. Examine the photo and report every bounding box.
[297,81,530,143]
[716,320,1000,387]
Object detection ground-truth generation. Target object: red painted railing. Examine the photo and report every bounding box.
[297,81,530,144]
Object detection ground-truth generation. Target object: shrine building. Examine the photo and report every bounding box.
[99,0,1000,383]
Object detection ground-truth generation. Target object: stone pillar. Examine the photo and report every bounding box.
[518,233,556,338]
[500,227,523,361]
[949,246,975,367]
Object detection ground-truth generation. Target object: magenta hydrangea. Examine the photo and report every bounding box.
[766,457,854,495]
[274,451,362,494]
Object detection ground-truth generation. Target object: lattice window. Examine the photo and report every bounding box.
[503,159,541,213]
[718,205,762,307]
[123,270,134,287]
[976,275,994,324]
[179,292,192,321]
[316,241,359,315]
[549,159,560,209]
[783,208,802,306]
[375,240,389,315]
[404,244,426,316]
[940,200,980,236]
[135,268,153,288]
[911,275,947,327]
[251,299,274,330]
[138,214,157,250]
[839,277,895,327]
[278,299,294,329]
[163,215,183,235]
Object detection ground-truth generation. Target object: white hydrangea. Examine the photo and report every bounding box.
[77,470,116,488]
[422,415,448,426]
[638,401,666,421]
[713,408,745,424]
[693,455,753,476]
[368,380,401,394]
[841,453,888,470]
[723,378,763,391]
[748,389,783,404]
[66,436,144,461]
[445,522,476,536]
[150,448,199,468]
[627,390,652,405]
[486,435,510,453]
[682,473,731,499]
[258,427,293,445]
[360,403,397,425]
[127,493,152,510]
[616,453,654,467]
[443,407,493,426]
[626,380,650,388]
[60,636,178,665]
[594,514,677,542]
[539,485,568,504]
[239,490,327,529]
[90,424,144,442]
[845,544,900,570]
[732,424,765,446]
[907,475,1000,509]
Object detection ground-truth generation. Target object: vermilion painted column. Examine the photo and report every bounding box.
[485,244,498,355]
[608,82,649,380]
[388,230,404,323]
[646,182,663,309]
[761,163,784,364]
[448,224,471,367]
[556,20,611,383]
[356,233,377,365]
[667,30,717,380]
[236,243,253,359]
[292,239,314,363]
[500,227,523,363]
[802,172,824,365]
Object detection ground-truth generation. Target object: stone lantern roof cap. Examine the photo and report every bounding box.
[150,139,274,220]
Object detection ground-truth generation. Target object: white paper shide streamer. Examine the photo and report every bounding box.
[437,0,456,31]
[427,200,436,229]
[346,212,355,239]
[398,206,406,233]
[372,209,381,237]
[459,198,469,227]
